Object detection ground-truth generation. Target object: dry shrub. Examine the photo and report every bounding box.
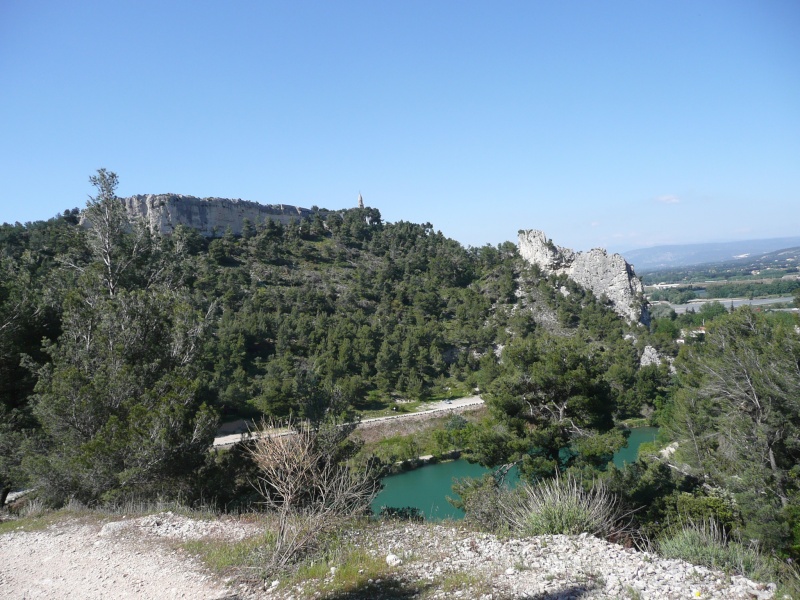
[249,419,380,571]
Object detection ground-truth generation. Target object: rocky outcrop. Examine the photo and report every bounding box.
[519,229,650,325]
[119,194,315,237]
[640,345,662,367]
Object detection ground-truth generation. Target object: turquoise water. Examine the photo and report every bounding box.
[372,458,489,520]
[372,427,659,520]
[612,427,658,468]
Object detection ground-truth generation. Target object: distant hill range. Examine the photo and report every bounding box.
[622,237,800,272]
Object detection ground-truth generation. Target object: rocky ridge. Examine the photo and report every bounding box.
[518,230,650,325]
[120,194,315,237]
[639,345,662,367]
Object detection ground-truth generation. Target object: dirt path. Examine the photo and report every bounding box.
[0,514,250,600]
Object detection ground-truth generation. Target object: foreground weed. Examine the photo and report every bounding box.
[0,513,54,534]
[100,497,220,520]
[501,474,635,540]
[513,559,532,572]
[775,580,800,600]
[656,519,800,600]
[332,548,393,588]
[423,571,490,598]
[283,543,394,597]
[773,562,800,600]
[20,498,47,518]
[0,504,90,534]
[579,570,605,587]
[658,520,775,582]
[182,534,273,576]
[625,586,643,600]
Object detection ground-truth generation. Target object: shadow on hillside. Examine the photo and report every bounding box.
[353,398,390,412]
[212,577,600,600]
[289,581,598,599]
[526,585,597,599]
[319,577,433,599]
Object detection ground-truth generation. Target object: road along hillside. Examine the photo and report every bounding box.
[212,396,485,448]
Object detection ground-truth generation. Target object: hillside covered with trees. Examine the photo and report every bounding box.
[2,172,799,577]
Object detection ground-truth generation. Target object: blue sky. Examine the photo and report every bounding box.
[1,1,798,252]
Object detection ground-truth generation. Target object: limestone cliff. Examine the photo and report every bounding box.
[518,229,650,325]
[119,194,315,237]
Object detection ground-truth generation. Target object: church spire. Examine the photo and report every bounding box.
[358,192,364,209]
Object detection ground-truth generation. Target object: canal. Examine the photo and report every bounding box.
[371,426,658,520]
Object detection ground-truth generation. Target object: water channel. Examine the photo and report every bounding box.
[371,427,658,520]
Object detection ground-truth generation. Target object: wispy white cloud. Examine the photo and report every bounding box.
[655,194,680,204]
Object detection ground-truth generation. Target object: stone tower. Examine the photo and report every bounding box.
[358,193,364,209]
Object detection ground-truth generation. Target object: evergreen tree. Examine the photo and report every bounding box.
[666,307,800,550]
[26,172,218,505]
[475,334,625,482]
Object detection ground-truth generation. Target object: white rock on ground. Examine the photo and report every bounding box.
[386,553,403,567]
[1,514,777,599]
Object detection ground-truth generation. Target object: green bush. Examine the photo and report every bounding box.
[658,520,774,581]
[499,474,635,541]
[674,490,740,533]
[450,473,508,533]
[786,500,800,560]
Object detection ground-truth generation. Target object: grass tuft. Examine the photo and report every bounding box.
[282,535,397,596]
[0,512,54,534]
[499,474,636,541]
[657,519,789,588]
[182,534,272,576]
[659,520,766,578]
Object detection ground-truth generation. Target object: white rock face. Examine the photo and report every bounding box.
[640,345,662,367]
[120,194,315,237]
[519,229,650,325]
[518,229,575,270]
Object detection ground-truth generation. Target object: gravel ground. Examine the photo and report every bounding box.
[1,514,778,600]
[263,523,777,600]
[0,513,250,600]
[348,523,777,600]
